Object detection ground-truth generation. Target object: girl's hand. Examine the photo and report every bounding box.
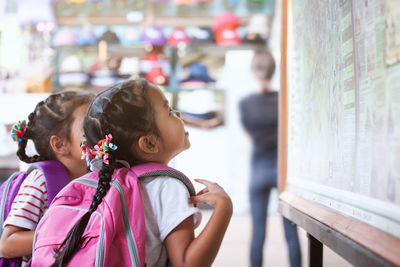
[189,179,232,211]
[166,179,232,267]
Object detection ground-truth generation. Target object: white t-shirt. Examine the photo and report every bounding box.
[140,176,202,267]
[4,168,48,266]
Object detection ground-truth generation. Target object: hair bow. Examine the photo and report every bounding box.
[92,134,118,165]
[10,120,27,143]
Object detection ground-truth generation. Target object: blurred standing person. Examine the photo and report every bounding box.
[239,48,301,267]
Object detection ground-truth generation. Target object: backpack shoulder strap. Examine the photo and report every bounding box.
[0,172,27,232]
[133,163,196,197]
[28,160,70,204]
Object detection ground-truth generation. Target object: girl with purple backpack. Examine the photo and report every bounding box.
[0,91,93,266]
[33,79,233,267]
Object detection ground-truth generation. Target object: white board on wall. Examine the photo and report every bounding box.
[285,0,400,239]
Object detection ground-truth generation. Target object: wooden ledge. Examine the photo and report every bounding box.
[279,191,400,267]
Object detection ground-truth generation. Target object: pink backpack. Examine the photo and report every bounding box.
[31,163,196,267]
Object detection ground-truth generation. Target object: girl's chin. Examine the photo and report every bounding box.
[184,140,191,150]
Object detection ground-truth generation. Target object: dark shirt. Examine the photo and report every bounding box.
[239,91,278,158]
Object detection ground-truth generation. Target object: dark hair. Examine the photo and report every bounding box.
[251,47,276,80]
[52,79,159,266]
[17,91,94,163]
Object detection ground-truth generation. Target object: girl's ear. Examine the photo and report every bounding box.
[137,134,159,154]
[49,135,69,156]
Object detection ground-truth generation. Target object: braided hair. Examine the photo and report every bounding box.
[16,91,94,163]
[52,79,160,266]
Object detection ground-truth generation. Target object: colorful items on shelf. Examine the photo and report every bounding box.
[77,27,97,46]
[213,12,241,45]
[213,12,241,31]
[189,27,214,44]
[119,27,142,46]
[180,63,215,89]
[215,26,241,45]
[167,27,192,47]
[141,25,166,46]
[146,66,169,85]
[247,13,269,39]
[181,63,215,83]
[51,14,261,49]
[244,13,269,44]
[99,29,120,44]
[46,12,266,91]
[143,51,160,61]
[140,51,170,78]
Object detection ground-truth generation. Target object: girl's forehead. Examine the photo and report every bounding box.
[148,85,167,105]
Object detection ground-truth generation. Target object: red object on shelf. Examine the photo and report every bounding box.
[168,27,192,47]
[213,12,241,32]
[215,25,241,45]
[146,66,168,85]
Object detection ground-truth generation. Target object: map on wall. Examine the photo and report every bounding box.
[286,0,400,239]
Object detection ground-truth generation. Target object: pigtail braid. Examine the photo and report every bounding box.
[87,126,116,214]
[52,130,116,267]
[16,102,47,163]
[88,157,115,213]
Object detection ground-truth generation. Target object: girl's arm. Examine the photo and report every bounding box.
[164,179,233,267]
[0,225,34,258]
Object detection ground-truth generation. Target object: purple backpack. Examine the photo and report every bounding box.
[32,162,196,267]
[0,160,69,267]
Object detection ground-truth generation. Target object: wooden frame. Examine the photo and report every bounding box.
[278,0,400,266]
[278,0,288,195]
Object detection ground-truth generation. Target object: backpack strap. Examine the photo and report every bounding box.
[0,172,24,225]
[133,163,196,197]
[0,161,68,262]
[28,161,70,204]
[0,172,27,251]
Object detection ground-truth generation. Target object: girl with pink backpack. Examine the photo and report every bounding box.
[0,91,94,266]
[32,79,233,267]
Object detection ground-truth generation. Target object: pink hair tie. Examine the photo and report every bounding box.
[94,134,118,165]
[82,134,118,167]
